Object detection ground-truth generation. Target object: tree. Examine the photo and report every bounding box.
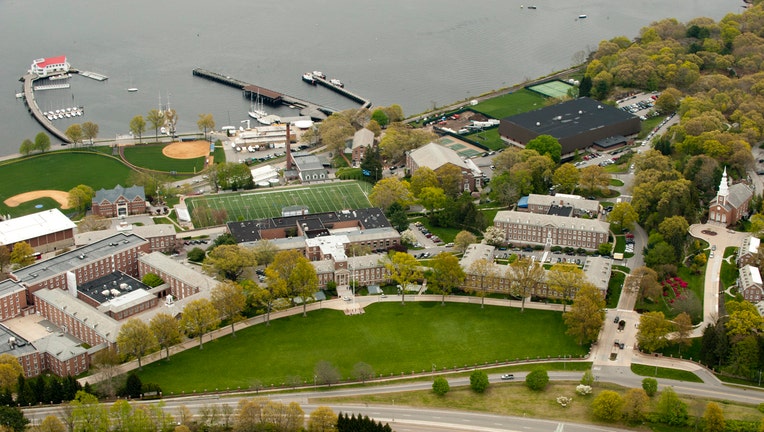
[380,251,419,305]
[702,402,725,432]
[642,377,658,397]
[67,184,95,213]
[197,113,215,139]
[552,163,580,193]
[483,226,505,246]
[81,121,99,145]
[116,318,157,369]
[622,388,649,423]
[179,299,220,349]
[19,139,34,156]
[314,361,340,386]
[0,247,9,275]
[129,115,146,143]
[77,215,110,233]
[291,258,319,317]
[385,201,409,233]
[251,239,278,266]
[0,354,23,391]
[469,370,489,393]
[591,390,624,422]
[607,202,638,231]
[203,244,257,281]
[308,406,337,432]
[351,362,374,383]
[368,177,412,212]
[370,109,389,127]
[658,215,689,257]
[9,242,34,268]
[410,167,439,197]
[34,132,51,153]
[38,415,66,432]
[637,311,673,353]
[673,312,693,353]
[70,390,109,432]
[525,368,549,391]
[508,256,545,311]
[453,231,477,253]
[547,263,586,312]
[213,161,254,191]
[378,122,435,162]
[360,145,383,182]
[467,258,495,308]
[149,312,181,360]
[428,253,465,305]
[656,387,688,426]
[563,283,606,345]
[141,273,164,288]
[147,109,165,141]
[124,372,143,398]
[580,369,595,386]
[211,281,247,336]
[432,377,450,396]
[64,124,83,147]
[317,112,354,155]
[0,406,29,432]
[579,165,611,194]
[187,247,206,262]
[418,186,447,214]
[525,135,562,164]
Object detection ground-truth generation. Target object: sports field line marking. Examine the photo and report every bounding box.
[241,188,310,197]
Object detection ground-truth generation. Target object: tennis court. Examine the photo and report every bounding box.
[527,80,575,99]
[437,137,484,158]
[186,181,373,227]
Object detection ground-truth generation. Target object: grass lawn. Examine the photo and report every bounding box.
[136,302,587,393]
[480,208,502,226]
[630,364,703,383]
[657,337,703,363]
[606,271,625,309]
[409,217,463,243]
[639,116,663,139]
[213,146,226,164]
[123,144,207,173]
[186,181,373,228]
[720,253,738,291]
[463,128,506,151]
[0,152,134,217]
[470,89,548,119]
[609,179,624,187]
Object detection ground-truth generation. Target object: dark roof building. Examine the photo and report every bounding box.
[498,97,640,158]
[92,185,147,218]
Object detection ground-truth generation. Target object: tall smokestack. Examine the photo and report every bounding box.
[285,123,294,170]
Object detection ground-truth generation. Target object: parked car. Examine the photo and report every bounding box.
[614,315,620,323]
[500,374,514,380]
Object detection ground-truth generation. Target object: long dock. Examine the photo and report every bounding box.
[192,68,339,120]
[313,76,371,109]
[19,73,72,143]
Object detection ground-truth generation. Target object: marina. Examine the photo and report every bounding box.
[19,72,71,143]
[77,70,109,81]
[33,83,70,91]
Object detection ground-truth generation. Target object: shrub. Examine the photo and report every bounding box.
[655,387,688,426]
[575,384,592,396]
[580,370,594,386]
[642,377,658,397]
[556,395,572,407]
[469,370,489,393]
[187,247,206,262]
[525,368,549,391]
[432,377,450,396]
[591,390,624,422]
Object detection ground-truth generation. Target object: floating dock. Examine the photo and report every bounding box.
[193,68,345,120]
[77,70,109,81]
[18,73,72,143]
[33,83,71,91]
[313,76,371,109]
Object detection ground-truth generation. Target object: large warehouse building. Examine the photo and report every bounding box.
[498,97,640,159]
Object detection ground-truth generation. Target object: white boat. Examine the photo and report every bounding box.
[248,91,268,119]
[302,73,316,84]
[578,14,587,19]
[127,88,138,93]
[312,71,326,79]
[330,78,344,88]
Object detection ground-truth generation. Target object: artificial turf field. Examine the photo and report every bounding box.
[135,302,587,394]
[186,181,373,227]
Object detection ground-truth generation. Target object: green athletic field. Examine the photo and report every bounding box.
[185,181,373,227]
[470,89,548,119]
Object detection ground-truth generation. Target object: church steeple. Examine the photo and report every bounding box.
[718,167,730,205]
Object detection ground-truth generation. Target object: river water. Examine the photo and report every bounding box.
[0,0,743,157]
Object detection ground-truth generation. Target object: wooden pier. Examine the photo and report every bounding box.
[76,70,109,81]
[313,76,371,109]
[192,68,337,120]
[19,73,72,143]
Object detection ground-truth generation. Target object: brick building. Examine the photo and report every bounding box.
[406,143,482,192]
[0,209,76,253]
[709,168,753,227]
[91,185,147,218]
[493,210,610,250]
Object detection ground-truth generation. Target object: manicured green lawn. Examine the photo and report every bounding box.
[123,144,207,173]
[0,152,134,217]
[213,146,226,164]
[606,271,625,309]
[720,253,738,291]
[630,364,703,383]
[470,89,548,119]
[136,302,587,393]
[410,217,463,243]
[463,128,506,151]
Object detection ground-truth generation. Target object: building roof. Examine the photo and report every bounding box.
[74,224,175,247]
[306,235,349,261]
[32,332,89,362]
[460,243,497,270]
[501,98,637,141]
[527,194,601,214]
[727,183,753,210]
[12,232,148,285]
[409,143,468,172]
[494,210,610,233]
[228,208,391,243]
[93,184,145,205]
[242,85,283,101]
[0,279,27,298]
[292,154,325,172]
[34,56,67,68]
[0,209,76,247]
[77,271,151,305]
[351,128,374,150]
[740,264,763,288]
[742,236,761,256]
[250,165,279,183]
[0,324,37,358]
[582,256,612,293]
[33,288,121,343]
[138,252,217,297]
